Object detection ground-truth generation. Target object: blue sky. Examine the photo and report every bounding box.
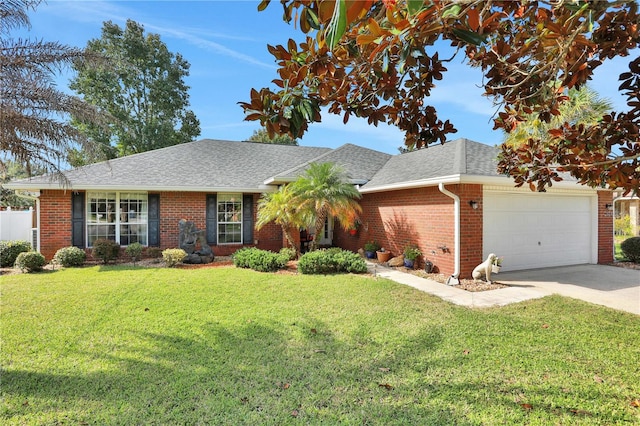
[19,0,634,155]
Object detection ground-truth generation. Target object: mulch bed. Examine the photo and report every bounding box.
[3,255,638,293]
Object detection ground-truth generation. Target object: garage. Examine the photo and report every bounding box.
[483,189,597,271]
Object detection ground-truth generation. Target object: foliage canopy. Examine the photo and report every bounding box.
[71,19,200,159]
[241,1,640,192]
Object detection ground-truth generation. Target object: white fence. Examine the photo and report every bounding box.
[0,207,36,249]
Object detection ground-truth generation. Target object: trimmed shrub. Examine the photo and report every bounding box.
[92,239,121,264]
[162,248,187,267]
[125,242,144,263]
[298,248,367,274]
[620,236,640,263]
[279,247,297,261]
[146,247,163,259]
[15,251,46,273]
[53,246,86,267]
[232,247,287,272]
[0,240,31,267]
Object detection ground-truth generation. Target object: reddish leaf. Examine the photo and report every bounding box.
[463,349,470,355]
[467,8,480,31]
[310,328,317,334]
[520,403,533,410]
[283,383,291,390]
[631,399,640,408]
[291,409,299,417]
[379,383,394,390]
[542,324,549,328]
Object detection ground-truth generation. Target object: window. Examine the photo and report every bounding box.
[217,193,242,244]
[87,192,148,247]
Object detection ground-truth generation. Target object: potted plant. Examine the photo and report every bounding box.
[364,241,380,259]
[376,247,392,263]
[347,220,360,236]
[403,245,422,268]
[492,256,503,274]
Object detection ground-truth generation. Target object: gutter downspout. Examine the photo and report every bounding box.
[438,183,460,285]
[15,191,40,253]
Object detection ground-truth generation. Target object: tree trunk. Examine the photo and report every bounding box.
[310,209,327,251]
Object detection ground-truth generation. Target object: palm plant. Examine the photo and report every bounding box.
[1,0,104,181]
[503,86,612,147]
[292,162,362,251]
[256,185,307,254]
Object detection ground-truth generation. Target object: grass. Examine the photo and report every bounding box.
[2,266,639,425]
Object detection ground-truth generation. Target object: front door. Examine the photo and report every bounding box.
[316,216,333,247]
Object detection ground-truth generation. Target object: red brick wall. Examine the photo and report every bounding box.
[455,184,484,277]
[38,191,283,260]
[39,190,73,260]
[335,184,484,278]
[597,190,614,264]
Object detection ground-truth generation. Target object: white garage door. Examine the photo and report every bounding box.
[483,191,596,271]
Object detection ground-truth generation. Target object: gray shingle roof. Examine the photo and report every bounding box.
[360,138,500,191]
[7,138,506,192]
[10,139,332,191]
[267,143,392,184]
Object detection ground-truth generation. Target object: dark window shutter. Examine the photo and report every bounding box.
[71,192,85,248]
[243,194,253,244]
[206,194,217,244]
[148,194,160,247]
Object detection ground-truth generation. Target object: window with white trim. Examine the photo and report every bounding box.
[87,192,148,247]
[217,193,242,244]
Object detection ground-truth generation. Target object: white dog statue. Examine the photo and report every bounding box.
[472,253,497,283]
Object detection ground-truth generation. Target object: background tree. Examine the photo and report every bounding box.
[71,19,200,159]
[247,128,298,145]
[0,161,42,208]
[1,0,103,182]
[241,1,639,193]
[291,162,361,251]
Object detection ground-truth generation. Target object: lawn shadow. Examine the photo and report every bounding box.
[3,311,620,424]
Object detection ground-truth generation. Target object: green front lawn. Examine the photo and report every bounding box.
[2,266,639,425]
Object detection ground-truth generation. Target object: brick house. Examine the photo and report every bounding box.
[6,138,613,278]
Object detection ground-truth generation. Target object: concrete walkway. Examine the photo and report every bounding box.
[367,262,640,315]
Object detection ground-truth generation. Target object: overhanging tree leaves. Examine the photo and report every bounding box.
[0,0,103,181]
[241,1,640,193]
[71,19,200,158]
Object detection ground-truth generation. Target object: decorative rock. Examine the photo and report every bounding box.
[357,248,365,258]
[388,255,405,267]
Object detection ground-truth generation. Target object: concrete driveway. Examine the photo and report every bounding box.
[497,264,640,315]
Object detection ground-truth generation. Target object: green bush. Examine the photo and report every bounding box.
[53,246,86,267]
[125,242,144,263]
[91,239,121,264]
[162,248,187,267]
[0,240,31,267]
[298,248,367,274]
[14,251,46,272]
[232,247,287,272]
[279,247,297,261]
[620,236,640,263]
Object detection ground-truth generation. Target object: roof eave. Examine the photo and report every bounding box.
[359,175,462,193]
[359,174,602,194]
[3,182,279,193]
